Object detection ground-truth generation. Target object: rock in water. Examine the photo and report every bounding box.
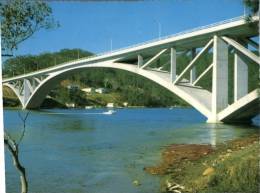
[132,180,141,186]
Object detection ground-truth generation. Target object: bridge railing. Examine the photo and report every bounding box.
[96,15,246,56]
[6,15,250,79]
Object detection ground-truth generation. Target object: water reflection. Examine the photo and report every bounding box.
[209,124,217,146]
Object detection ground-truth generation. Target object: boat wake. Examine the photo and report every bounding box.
[39,110,116,115]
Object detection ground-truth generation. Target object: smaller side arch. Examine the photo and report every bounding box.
[3,83,24,107]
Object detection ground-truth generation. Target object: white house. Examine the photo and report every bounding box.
[106,103,114,108]
[65,103,75,108]
[81,87,94,93]
[67,84,80,90]
[95,88,107,94]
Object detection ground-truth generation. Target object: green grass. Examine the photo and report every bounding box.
[162,137,260,193]
[205,143,259,193]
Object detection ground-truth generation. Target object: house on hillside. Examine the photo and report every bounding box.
[67,84,80,90]
[106,103,114,108]
[81,87,94,94]
[65,103,75,108]
[95,88,107,94]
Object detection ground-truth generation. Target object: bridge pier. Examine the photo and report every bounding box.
[23,79,32,107]
[170,47,176,82]
[138,54,143,68]
[209,36,229,123]
[234,51,248,101]
[190,48,197,84]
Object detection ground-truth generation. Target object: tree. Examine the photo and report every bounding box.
[1,1,58,193]
[0,0,58,55]
[243,0,259,16]
[4,112,29,193]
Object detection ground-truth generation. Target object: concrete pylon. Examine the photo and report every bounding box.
[234,51,248,101]
[170,47,176,82]
[23,79,31,107]
[190,48,196,84]
[209,36,229,122]
[138,54,143,68]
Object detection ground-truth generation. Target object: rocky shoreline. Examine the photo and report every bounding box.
[144,134,260,193]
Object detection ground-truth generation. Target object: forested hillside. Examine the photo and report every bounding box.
[2,48,259,108]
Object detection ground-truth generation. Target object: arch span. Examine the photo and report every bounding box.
[21,61,212,118]
[3,83,24,106]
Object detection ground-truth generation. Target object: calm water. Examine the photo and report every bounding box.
[4,108,259,193]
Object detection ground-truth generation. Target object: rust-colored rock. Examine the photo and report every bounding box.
[144,144,213,175]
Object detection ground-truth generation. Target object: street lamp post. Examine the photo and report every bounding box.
[154,20,162,40]
[110,38,113,52]
[158,22,161,39]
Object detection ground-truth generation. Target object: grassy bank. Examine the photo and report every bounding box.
[145,134,260,193]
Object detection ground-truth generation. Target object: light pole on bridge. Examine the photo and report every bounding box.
[110,38,113,52]
[153,20,162,40]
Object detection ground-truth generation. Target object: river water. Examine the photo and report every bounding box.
[4,108,259,193]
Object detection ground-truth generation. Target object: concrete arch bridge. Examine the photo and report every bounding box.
[2,16,260,123]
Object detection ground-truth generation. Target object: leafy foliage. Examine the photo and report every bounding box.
[0,0,58,53]
[3,49,92,77]
[244,0,259,15]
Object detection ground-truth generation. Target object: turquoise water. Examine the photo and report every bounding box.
[4,108,259,193]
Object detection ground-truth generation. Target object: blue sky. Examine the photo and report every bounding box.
[14,0,245,56]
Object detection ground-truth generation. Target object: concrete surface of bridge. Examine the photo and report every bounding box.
[2,15,260,123]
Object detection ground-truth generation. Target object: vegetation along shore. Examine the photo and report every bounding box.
[144,133,260,193]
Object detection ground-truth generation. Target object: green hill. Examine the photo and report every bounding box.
[2,48,259,108]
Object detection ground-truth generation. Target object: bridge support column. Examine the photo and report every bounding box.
[209,36,228,123]
[170,47,176,82]
[23,79,31,107]
[234,51,248,101]
[32,78,37,90]
[190,48,196,84]
[138,54,143,68]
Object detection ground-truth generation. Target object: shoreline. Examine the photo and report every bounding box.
[145,134,260,193]
[3,105,192,110]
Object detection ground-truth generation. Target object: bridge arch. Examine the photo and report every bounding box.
[3,83,24,106]
[19,62,212,118]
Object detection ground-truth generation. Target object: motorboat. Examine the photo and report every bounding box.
[103,109,116,115]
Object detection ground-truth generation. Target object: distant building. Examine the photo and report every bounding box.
[65,103,75,108]
[81,87,94,93]
[106,103,114,108]
[67,84,80,90]
[95,88,107,94]
[123,102,128,107]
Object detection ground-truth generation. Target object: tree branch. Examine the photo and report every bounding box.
[4,132,28,193]
[17,111,29,145]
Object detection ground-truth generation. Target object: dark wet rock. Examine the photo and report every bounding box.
[144,144,213,175]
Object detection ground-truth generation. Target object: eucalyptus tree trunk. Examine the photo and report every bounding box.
[4,133,28,193]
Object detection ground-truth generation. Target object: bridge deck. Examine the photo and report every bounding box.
[3,15,259,83]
